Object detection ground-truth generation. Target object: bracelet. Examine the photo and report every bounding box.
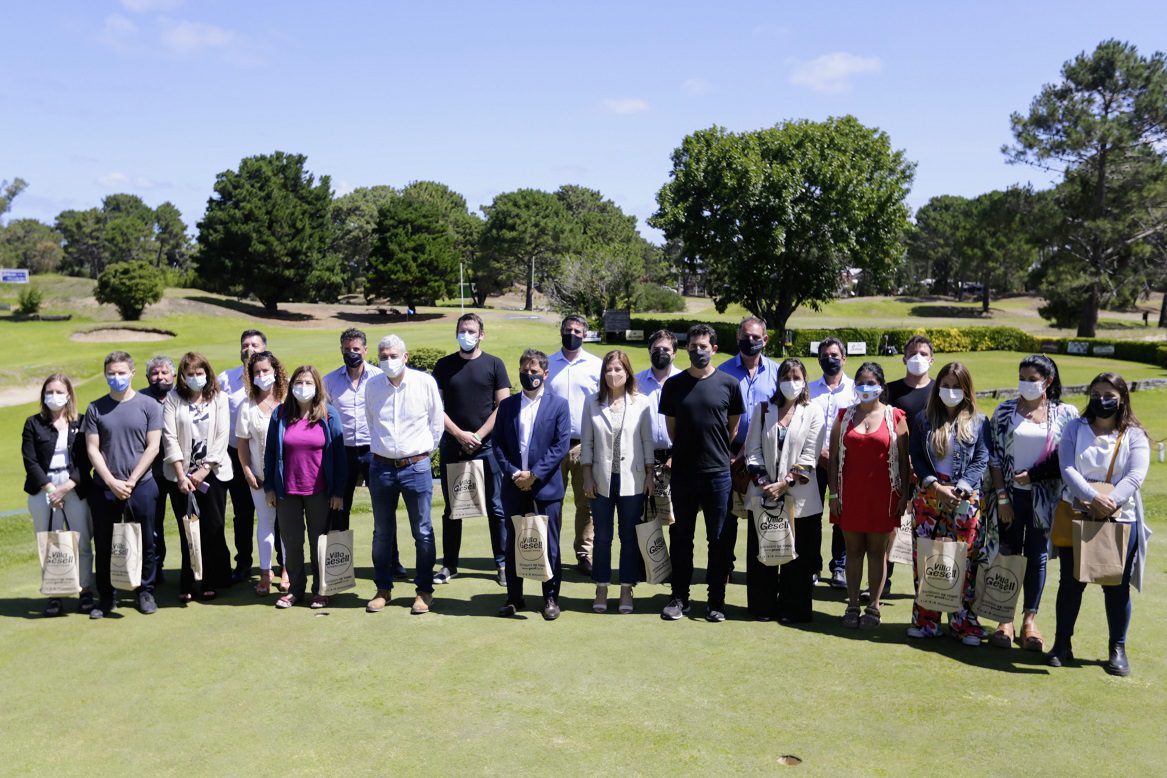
[997,497,1010,505]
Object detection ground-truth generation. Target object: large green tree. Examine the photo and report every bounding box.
[55,208,105,277]
[400,181,484,304]
[651,116,915,340]
[478,189,577,310]
[366,197,458,308]
[0,218,63,273]
[330,185,398,295]
[1006,39,1167,337]
[153,202,191,270]
[196,151,335,312]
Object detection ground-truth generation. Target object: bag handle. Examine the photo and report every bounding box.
[186,493,200,519]
[50,506,69,533]
[641,496,658,524]
[1104,430,1125,484]
[121,502,134,524]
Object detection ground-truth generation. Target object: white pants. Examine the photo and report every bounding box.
[250,487,283,571]
[29,485,94,591]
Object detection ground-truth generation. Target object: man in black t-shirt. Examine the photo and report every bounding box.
[658,323,744,623]
[431,313,512,586]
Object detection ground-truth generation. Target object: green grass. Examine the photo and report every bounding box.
[2,279,1166,774]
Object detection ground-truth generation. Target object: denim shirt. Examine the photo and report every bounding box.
[909,412,989,496]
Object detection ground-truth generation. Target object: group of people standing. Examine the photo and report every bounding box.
[21,316,1151,675]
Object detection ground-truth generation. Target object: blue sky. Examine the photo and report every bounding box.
[3,1,1165,241]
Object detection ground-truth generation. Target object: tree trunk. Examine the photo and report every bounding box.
[981,269,991,314]
[1158,289,1167,328]
[262,296,279,314]
[473,289,488,307]
[1076,280,1100,338]
[524,255,534,311]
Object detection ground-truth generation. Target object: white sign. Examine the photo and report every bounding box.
[583,330,602,343]
[1066,341,1089,355]
[625,329,644,341]
[809,341,819,355]
[1092,344,1115,357]
[0,269,29,284]
[846,341,868,356]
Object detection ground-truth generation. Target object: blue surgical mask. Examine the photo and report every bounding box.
[107,374,131,393]
[457,332,479,353]
[856,384,882,402]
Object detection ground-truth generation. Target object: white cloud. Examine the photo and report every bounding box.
[119,0,183,12]
[97,172,164,190]
[97,14,138,50]
[160,19,235,55]
[602,97,650,115]
[789,52,882,94]
[683,78,711,96]
[333,180,356,197]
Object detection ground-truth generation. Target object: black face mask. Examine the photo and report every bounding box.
[152,381,173,395]
[1088,397,1120,419]
[561,332,583,352]
[520,373,543,391]
[738,338,764,357]
[343,351,364,368]
[689,348,712,369]
[650,349,672,370]
[819,356,842,377]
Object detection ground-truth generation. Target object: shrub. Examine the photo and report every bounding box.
[408,347,445,373]
[17,283,43,315]
[94,260,165,320]
[788,326,1041,357]
[629,317,741,353]
[633,283,685,313]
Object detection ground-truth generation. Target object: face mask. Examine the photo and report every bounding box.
[186,374,207,392]
[1018,379,1045,402]
[738,338,764,357]
[253,374,276,391]
[343,351,364,368]
[456,332,479,353]
[292,385,315,403]
[906,354,930,377]
[606,371,627,389]
[856,384,882,403]
[689,348,712,369]
[819,356,842,377]
[240,349,253,364]
[779,380,804,401]
[1088,397,1119,419]
[561,332,583,352]
[44,392,68,410]
[939,387,964,408]
[107,374,131,393]
[520,372,543,391]
[152,381,173,395]
[380,358,405,378]
[650,349,672,370]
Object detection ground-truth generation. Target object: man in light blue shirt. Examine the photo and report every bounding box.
[634,329,683,524]
[546,314,601,573]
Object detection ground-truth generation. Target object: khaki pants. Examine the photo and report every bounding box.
[561,443,593,561]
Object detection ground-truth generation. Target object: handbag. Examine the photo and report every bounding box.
[1072,518,1132,586]
[37,507,82,596]
[182,494,203,582]
[110,503,143,591]
[635,498,672,585]
[1052,430,1124,547]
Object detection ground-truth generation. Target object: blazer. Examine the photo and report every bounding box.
[493,391,572,502]
[744,400,825,517]
[21,413,91,495]
[162,390,234,482]
[909,412,990,495]
[263,403,347,500]
[579,391,654,497]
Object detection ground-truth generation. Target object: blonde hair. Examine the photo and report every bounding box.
[926,362,978,458]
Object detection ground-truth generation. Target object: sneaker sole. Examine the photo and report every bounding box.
[661,611,683,621]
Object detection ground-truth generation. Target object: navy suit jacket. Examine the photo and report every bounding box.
[493,390,571,502]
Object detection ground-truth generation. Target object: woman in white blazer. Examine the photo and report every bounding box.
[581,350,655,614]
[745,357,826,623]
[162,352,234,602]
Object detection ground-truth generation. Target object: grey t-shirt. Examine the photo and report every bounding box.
[81,392,164,481]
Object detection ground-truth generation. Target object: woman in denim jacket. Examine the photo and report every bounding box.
[907,362,990,644]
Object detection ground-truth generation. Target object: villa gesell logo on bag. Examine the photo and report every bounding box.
[452,474,477,497]
[982,567,1020,604]
[924,552,959,590]
[326,542,351,570]
[518,528,544,561]
[110,541,129,570]
[758,510,789,540]
[647,533,667,562]
[44,544,76,575]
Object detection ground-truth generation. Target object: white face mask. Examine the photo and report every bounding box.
[292,385,315,403]
[906,354,931,377]
[939,387,964,408]
[380,358,405,378]
[779,380,804,401]
[1018,379,1045,402]
[44,392,68,410]
[856,384,882,403]
[253,374,276,391]
[186,374,207,391]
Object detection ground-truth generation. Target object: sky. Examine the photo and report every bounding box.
[3,1,1166,242]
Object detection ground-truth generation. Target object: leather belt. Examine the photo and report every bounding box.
[373,453,428,468]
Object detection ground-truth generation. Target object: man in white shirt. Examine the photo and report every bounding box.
[363,334,445,616]
[634,329,682,525]
[808,336,856,588]
[546,314,602,574]
[218,329,267,584]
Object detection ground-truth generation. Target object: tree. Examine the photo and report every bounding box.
[330,185,398,295]
[0,218,63,273]
[478,189,577,310]
[153,202,191,270]
[1006,39,1167,337]
[365,197,458,308]
[55,208,105,278]
[400,181,484,305]
[906,195,972,296]
[1,178,28,223]
[650,116,915,342]
[196,151,334,312]
[94,260,165,320]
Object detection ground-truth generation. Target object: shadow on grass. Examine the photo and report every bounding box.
[909,304,994,318]
[334,311,446,325]
[186,296,315,321]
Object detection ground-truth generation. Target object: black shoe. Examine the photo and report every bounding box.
[90,599,113,620]
[577,557,592,575]
[393,568,411,581]
[496,566,507,587]
[706,604,727,623]
[43,598,63,617]
[230,568,249,585]
[137,591,157,615]
[1106,643,1131,677]
[497,599,524,617]
[77,591,95,614]
[542,597,561,621]
[1045,638,1074,667]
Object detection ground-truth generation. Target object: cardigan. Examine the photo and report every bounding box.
[161,390,234,482]
[579,391,655,497]
[263,403,347,500]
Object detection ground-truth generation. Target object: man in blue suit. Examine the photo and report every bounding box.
[493,348,572,620]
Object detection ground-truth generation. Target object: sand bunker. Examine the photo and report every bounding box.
[70,327,176,342]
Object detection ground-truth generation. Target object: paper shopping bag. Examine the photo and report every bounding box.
[511,514,553,582]
[1073,519,1131,586]
[752,498,796,567]
[447,459,487,520]
[636,499,672,584]
[37,508,82,596]
[109,506,142,591]
[972,554,1027,623]
[888,508,914,567]
[914,537,967,613]
[316,528,356,595]
[182,496,203,582]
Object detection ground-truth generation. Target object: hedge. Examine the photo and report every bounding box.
[628,317,742,354]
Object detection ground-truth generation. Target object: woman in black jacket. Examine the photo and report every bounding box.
[22,374,93,615]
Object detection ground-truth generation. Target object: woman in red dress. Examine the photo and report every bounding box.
[828,362,910,629]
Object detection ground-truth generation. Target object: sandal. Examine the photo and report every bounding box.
[1018,622,1044,652]
[255,572,272,596]
[310,595,329,609]
[842,605,861,628]
[275,594,297,609]
[990,623,1014,649]
[859,605,881,630]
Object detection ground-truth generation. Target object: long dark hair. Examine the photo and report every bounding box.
[1019,354,1062,402]
[283,365,328,424]
[1084,372,1142,433]
[769,358,809,406]
[176,352,219,403]
[853,361,888,404]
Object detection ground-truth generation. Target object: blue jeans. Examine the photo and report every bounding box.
[439,438,507,570]
[999,487,1048,613]
[1054,523,1137,644]
[369,458,436,593]
[589,473,645,585]
[90,478,160,600]
[669,468,732,605]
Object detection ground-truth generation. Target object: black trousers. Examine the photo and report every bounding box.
[746,511,822,622]
[816,467,847,574]
[226,446,255,571]
[153,475,183,581]
[169,476,232,594]
[90,478,159,601]
[502,489,562,605]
